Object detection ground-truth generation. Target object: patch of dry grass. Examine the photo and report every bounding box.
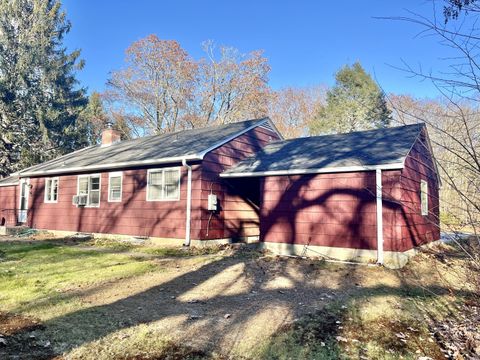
[0,235,477,359]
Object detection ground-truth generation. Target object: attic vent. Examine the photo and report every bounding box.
[420,130,427,143]
[260,121,275,133]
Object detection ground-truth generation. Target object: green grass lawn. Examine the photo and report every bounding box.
[0,241,156,317]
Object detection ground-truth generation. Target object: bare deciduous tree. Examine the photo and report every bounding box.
[379,1,480,260]
[267,86,325,139]
[106,35,197,135]
[105,36,271,135]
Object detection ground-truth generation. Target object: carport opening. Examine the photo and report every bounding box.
[224,177,261,209]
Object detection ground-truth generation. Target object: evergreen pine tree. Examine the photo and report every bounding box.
[0,0,87,176]
[309,62,391,135]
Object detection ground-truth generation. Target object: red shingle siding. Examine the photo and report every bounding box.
[25,124,279,240]
[28,167,191,239]
[259,132,440,252]
[193,126,280,240]
[384,131,440,251]
[0,185,18,226]
[260,172,378,249]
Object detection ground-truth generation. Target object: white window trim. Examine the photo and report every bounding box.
[77,174,101,208]
[146,167,181,202]
[421,179,428,216]
[108,171,123,202]
[44,177,59,203]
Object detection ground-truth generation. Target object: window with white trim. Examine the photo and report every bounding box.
[108,172,122,202]
[147,168,180,201]
[44,178,59,203]
[78,175,101,207]
[421,179,428,216]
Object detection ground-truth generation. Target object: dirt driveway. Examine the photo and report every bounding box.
[0,236,477,359]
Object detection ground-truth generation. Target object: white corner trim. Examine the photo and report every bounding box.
[220,162,405,178]
[376,168,384,265]
[182,159,192,246]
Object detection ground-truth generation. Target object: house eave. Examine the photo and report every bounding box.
[15,118,275,178]
[220,162,405,178]
[17,154,203,177]
[0,181,19,187]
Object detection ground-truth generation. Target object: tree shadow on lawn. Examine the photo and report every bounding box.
[0,247,476,360]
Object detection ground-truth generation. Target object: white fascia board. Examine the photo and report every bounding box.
[18,154,201,177]
[197,119,270,159]
[263,118,285,140]
[0,182,19,187]
[220,162,405,178]
[12,146,96,178]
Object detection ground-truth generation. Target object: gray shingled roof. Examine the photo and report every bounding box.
[17,118,270,176]
[221,124,425,177]
[0,175,19,187]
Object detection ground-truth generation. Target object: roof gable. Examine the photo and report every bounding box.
[221,124,426,177]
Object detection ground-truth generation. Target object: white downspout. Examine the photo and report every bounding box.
[376,168,384,265]
[182,159,192,246]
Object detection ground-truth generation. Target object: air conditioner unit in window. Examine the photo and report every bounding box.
[72,194,87,206]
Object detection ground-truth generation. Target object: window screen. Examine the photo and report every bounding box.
[147,168,180,201]
[109,174,122,202]
[44,178,59,203]
[77,175,101,207]
[421,180,428,216]
[164,169,180,199]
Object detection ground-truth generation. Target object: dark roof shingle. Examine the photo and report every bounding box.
[17,118,269,176]
[222,124,424,177]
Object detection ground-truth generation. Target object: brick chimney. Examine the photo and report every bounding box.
[101,122,121,147]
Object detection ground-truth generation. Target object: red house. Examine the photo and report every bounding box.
[0,119,440,267]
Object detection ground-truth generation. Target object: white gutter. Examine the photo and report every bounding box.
[376,168,384,265]
[182,159,193,247]
[17,154,201,177]
[220,162,404,178]
[0,182,19,187]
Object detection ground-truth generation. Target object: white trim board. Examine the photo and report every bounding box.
[18,155,200,177]
[0,182,19,187]
[220,162,405,178]
[196,118,273,158]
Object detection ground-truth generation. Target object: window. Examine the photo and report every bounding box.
[77,175,101,207]
[44,178,59,203]
[147,168,180,201]
[421,179,428,216]
[108,172,122,202]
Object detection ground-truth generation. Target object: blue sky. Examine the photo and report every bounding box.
[62,0,452,98]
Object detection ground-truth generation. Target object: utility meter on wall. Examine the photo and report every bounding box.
[207,193,218,211]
